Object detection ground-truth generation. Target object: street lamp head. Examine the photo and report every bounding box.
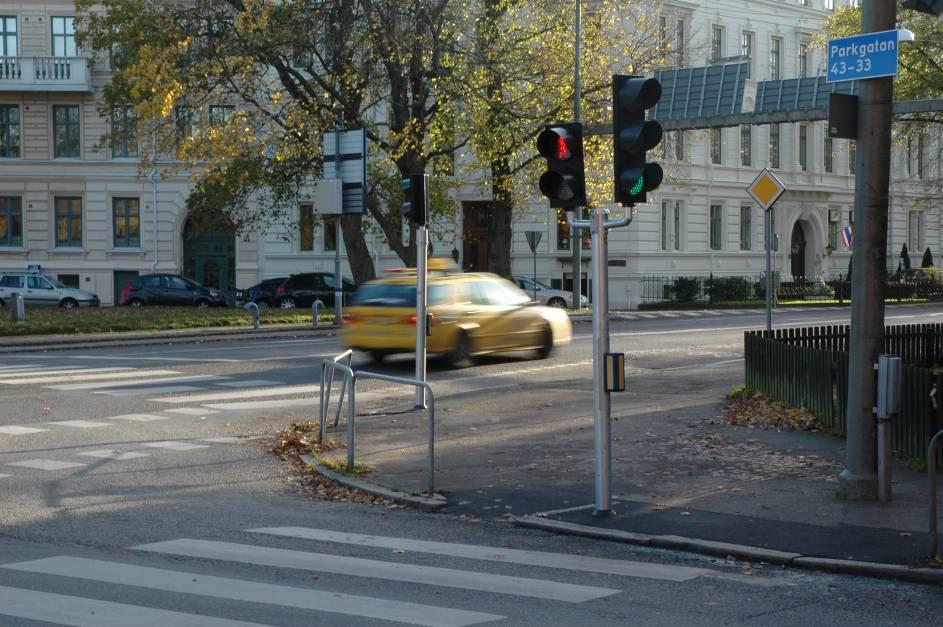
[897,28,916,43]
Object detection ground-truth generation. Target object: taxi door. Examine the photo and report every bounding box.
[462,280,519,352]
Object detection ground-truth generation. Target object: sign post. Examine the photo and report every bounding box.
[747,169,786,334]
[525,231,542,301]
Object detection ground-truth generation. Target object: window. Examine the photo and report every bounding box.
[909,211,923,252]
[799,125,808,171]
[825,0,834,9]
[675,19,685,66]
[53,105,80,158]
[709,204,723,251]
[740,125,752,166]
[112,197,140,248]
[0,196,22,247]
[740,205,752,251]
[770,37,782,80]
[659,16,668,53]
[111,108,137,158]
[28,275,53,290]
[849,139,856,174]
[0,274,23,288]
[298,203,314,251]
[662,200,682,250]
[663,130,684,161]
[323,215,338,252]
[556,208,570,250]
[174,106,199,142]
[917,135,925,179]
[798,40,809,78]
[741,31,754,78]
[209,105,234,125]
[51,16,76,57]
[710,128,722,164]
[54,196,82,248]
[824,134,833,173]
[711,25,724,61]
[769,124,781,169]
[0,16,16,56]
[828,209,840,249]
[0,104,19,158]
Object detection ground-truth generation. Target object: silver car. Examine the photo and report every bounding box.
[0,273,100,308]
[515,276,589,309]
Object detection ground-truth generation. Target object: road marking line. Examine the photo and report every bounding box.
[0,426,49,435]
[50,374,228,391]
[678,311,703,317]
[108,414,169,422]
[0,584,270,627]
[204,398,314,411]
[1,557,503,627]
[213,379,281,388]
[151,384,321,404]
[1,370,180,385]
[133,539,619,602]
[637,313,657,319]
[249,527,715,583]
[78,450,150,460]
[48,420,112,428]
[200,437,243,444]
[139,441,210,451]
[164,407,220,416]
[97,385,207,397]
[68,355,243,363]
[6,459,86,471]
[0,367,135,379]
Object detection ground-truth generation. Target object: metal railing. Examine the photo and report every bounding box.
[244,302,260,329]
[317,351,436,495]
[312,299,325,328]
[929,429,943,557]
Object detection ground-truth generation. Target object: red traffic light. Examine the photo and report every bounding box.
[537,127,576,161]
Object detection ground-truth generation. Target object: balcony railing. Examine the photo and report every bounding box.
[0,57,93,92]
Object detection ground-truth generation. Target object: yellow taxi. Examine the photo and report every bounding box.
[339,261,572,368]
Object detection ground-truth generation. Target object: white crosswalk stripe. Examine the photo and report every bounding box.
[151,384,321,404]
[0,367,135,380]
[134,538,620,602]
[1,369,181,385]
[49,374,229,391]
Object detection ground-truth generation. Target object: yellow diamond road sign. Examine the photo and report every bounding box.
[747,168,786,211]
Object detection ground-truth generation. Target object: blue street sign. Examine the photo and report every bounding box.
[827,29,899,83]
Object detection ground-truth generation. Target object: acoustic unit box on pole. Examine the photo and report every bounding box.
[311,179,344,215]
[876,354,902,419]
[604,352,625,393]
[829,93,858,140]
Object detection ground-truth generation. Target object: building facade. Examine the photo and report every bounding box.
[0,1,936,308]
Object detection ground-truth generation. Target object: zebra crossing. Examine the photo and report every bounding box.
[0,526,778,626]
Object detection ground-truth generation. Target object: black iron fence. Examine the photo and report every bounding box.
[745,324,943,460]
[642,273,941,305]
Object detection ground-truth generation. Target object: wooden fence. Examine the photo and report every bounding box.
[745,325,943,460]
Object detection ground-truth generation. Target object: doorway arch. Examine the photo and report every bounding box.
[790,221,808,280]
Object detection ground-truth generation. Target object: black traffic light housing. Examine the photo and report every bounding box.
[536,123,586,209]
[613,75,664,206]
[903,0,943,16]
[401,173,428,226]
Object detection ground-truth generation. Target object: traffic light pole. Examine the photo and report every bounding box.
[415,226,428,409]
[571,0,583,314]
[569,207,631,516]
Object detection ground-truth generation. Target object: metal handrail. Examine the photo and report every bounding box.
[312,299,325,328]
[929,429,943,557]
[316,350,436,495]
[243,302,260,329]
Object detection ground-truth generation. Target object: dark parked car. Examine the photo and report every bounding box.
[274,272,355,309]
[243,277,288,308]
[119,274,228,308]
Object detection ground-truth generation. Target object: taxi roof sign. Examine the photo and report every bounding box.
[747,168,786,211]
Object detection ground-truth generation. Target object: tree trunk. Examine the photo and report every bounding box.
[340,213,375,284]
[488,158,514,278]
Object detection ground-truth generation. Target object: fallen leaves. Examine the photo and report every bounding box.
[725,393,823,432]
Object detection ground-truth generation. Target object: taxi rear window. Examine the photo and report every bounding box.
[351,284,453,306]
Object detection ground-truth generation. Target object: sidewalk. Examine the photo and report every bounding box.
[313,357,943,583]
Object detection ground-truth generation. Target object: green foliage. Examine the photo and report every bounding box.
[727,385,753,401]
[0,307,324,337]
[922,247,935,268]
[901,244,912,272]
[670,277,701,303]
[705,276,752,301]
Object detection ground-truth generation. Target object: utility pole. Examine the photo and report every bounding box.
[571,0,582,309]
[841,0,895,500]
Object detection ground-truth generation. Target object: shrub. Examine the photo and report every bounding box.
[670,277,701,303]
[705,276,752,301]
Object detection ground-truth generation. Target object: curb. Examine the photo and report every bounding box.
[0,325,339,353]
[300,454,447,511]
[514,515,943,585]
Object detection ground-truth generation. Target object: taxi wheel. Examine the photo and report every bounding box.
[548,297,566,308]
[536,325,554,359]
[446,331,475,369]
[369,350,388,364]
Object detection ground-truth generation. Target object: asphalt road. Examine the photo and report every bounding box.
[1,304,942,625]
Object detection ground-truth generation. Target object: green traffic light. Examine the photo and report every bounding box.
[629,176,645,196]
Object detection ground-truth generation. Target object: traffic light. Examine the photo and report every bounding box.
[903,0,943,16]
[536,123,586,209]
[613,75,664,206]
[401,173,428,226]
